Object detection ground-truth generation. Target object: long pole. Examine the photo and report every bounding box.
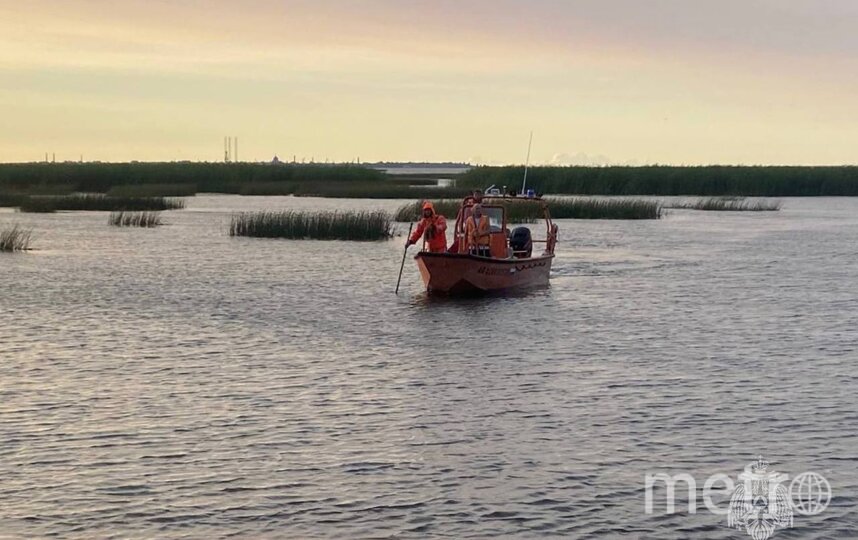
[395,222,414,294]
[521,131,533,195]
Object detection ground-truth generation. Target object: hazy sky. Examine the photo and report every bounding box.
[2,0,857,164]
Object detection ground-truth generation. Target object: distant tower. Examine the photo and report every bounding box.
[224,136,229,162]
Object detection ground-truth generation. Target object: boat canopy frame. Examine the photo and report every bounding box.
[451,194,558,258]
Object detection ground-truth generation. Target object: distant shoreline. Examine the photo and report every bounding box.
[2,162,858,197]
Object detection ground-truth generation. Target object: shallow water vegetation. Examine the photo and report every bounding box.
[549,198,663,219]
[0,163,385,194]
[0,192,27,208]
[19,195,185,213]
[291,182,468,199]
[0,225,32,252]
[394,197,662,222]
[237,182,297,196]
[460,165,858,196]
[107,183,198,197]
[230,210,393,241]
[666,197,781,211]
[109,211,163,227]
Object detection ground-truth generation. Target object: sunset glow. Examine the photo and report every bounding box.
[3,0,857,164]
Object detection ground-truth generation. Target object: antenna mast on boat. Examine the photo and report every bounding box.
[521,131,533,195]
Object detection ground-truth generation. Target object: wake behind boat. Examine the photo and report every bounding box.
[406,192,559,294]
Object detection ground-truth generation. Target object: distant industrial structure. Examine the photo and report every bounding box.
[224,136,238,163]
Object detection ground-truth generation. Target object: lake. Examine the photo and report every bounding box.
[1,196,855,538]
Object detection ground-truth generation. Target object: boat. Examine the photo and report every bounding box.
[414,192,558,294]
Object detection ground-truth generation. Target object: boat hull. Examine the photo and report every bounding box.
[415,252,553,294]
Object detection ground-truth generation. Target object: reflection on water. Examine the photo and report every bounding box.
[1,196,857,538]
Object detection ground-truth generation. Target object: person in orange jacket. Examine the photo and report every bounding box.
[406,201,447,252]
[465,203,491,256]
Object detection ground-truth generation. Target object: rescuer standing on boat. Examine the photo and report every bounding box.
[466,203,491,256]
[407,201,447,252]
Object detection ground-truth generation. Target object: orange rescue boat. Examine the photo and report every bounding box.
[414,194,558,294]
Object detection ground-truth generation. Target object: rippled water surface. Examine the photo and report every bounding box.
[2,196,857,539]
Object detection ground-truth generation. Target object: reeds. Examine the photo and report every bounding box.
[549,198,663,219]
[107,183,197,197]
[0,225,32,252]
[291,183,469,199]
[19,195,185,213]
[665,197,781,211]
[229,210,393,240]
[394,197,663,222]
[0,192,27,208]
[393,200,461,222]
[237,182,297,196]
[460,165,858,196]
[108,211,163,227]
[0,163,385,194]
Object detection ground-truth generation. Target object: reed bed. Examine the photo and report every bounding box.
[665,197,781,211]
[19,195,185,213]
[291,183,469,199]
[0,163,385,194]
[237,182,298,196]
[108,211,163,227]
[549,198,663,219]
[107,183,197,197]
[394,197,662,222]
[460,165,858,196]
[393,200,461,222]
[6,163,858,197]
[0,192,27,208]
[230,210,393,240]
[0,225,32,252]
[387,176,442,186]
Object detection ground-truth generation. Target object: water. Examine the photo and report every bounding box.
[2,196,856,539]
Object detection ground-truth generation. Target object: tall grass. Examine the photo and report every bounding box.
[1,185,75,207]
[291,183,469,199]
[665,197,781,211]
[387,176,443,186]
[459,165,858,196]
[394,197,662,222]
[0,225,32,252]
[0,163,385,194]
[549,198,663,219]
[394,200,461,222]
[109,211,163,227]
[0,192,27,208]
[230,210,393,240]
[19,195,185,213]
[237,182,297,196]
[107,183,197,197]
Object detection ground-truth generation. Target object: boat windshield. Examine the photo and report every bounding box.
[484,206,504,232]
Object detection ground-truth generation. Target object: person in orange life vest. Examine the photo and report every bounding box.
[449,190,484,253]
[406,201,447,252]
[465,203,491,257]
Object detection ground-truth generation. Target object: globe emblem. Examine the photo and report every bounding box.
[789,472,831,516]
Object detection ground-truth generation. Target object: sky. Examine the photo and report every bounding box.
[1,0,857,165]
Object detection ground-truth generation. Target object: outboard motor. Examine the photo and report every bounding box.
[510,227,532,258]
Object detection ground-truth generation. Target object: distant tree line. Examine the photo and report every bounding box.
[458,165,858,196]
[0,162,385,193]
